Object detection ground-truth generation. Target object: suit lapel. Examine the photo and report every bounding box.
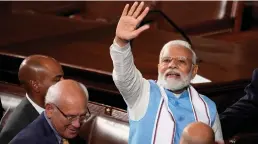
[23,98,40,121]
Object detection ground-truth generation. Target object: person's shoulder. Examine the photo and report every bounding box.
[10,116,45,143]
[0,113,35,143]
[1,98,39,140]
[3,101,32,129]
[9,137,31,144]
[1,110,27,133]
[9,131,38,144]
[9,98,32,116]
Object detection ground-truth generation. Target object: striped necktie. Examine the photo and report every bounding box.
[62,138,69,144]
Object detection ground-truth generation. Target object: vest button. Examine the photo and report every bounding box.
[174,101,179,106]
[178,116,185,121]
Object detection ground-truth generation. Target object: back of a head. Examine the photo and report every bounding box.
[19,55,57,83]
[18,55,63,106]
[19,55,39,88]
[180,122,215,144]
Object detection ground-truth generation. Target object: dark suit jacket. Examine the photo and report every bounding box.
[10,113,59,144]
[0,98,39,144]
[220,68,258,139]
[10,113,86,144]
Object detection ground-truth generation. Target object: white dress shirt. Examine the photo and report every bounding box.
[26,94,44,114]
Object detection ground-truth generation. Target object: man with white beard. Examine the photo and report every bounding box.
[110,2,224,144]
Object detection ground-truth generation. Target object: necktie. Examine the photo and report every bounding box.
[62,138,69,144]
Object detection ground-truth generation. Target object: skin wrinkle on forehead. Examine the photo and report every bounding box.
[160,56,190,63]
[56,83,86,111]
[46,79,88,112]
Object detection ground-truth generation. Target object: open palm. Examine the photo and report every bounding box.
[116,2,150,42]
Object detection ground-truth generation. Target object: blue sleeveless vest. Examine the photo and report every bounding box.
[128,80,217,144]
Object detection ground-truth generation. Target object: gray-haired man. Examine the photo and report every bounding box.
[10,80,89,144]
[110,1,224,144]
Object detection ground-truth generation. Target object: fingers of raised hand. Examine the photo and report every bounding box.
[122,4,129,16]
[136,6,149,22]
[132,2,144,18]
[123,2,149,21]
[128,2,139,16]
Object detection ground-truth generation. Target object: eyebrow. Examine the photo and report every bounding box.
[65,107,90,117]
[161,56,171,60]
[161,56,188,59]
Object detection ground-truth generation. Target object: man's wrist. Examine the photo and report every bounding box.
[114,36,129,47]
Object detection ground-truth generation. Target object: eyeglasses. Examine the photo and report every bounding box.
[160,56,194,67]
[52,104,91,123]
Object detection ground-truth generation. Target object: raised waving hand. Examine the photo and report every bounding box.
[115,2,150,47]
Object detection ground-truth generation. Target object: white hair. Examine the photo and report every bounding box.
[45,81,89,105]
[78,82,89,99]
[45,82,61,105]
[159,40,197,64]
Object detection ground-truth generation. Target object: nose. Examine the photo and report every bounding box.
[60,77,64,81]
[71,118,81,128]
[168,59,177,69]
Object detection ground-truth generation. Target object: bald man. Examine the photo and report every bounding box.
[180,122,215,144]
[0,55,64,143]
[110,2,223,144]
[10,79,89,144]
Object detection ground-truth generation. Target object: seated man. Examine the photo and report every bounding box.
[180,122,215,144]
[10,79,89,144]
[110,2,224,144]
[220,68,258,139]
[0,55,64,143]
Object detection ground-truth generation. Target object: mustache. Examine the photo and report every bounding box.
[164,69,182,77]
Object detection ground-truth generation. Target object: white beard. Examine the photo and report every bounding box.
[157,68,193,91]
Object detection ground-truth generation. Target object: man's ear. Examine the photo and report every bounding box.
[45,103,54,118]
[191,65,198,80]
[30,80,40,93]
